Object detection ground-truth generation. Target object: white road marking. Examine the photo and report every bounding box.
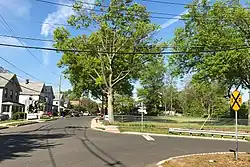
[142,135,155,141]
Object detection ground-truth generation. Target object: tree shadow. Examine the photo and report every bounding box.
[0,131,71,162]
[65,126,127,167]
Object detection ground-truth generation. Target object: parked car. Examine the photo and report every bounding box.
[0,113,9,121]
[83,111,90,116]
[70,111,80,117]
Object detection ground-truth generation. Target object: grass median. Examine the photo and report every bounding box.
[106,121,250,140]
[163,153,250,167]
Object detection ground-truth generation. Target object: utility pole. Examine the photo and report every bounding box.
[245,39,250,125]
[58,75,61,117]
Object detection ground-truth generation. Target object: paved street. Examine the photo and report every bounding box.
[0,117,250,167]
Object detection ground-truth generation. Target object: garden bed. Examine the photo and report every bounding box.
[163,152,250,167]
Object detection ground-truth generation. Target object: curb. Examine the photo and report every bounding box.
[155,152,247,167]
[121,131,248,142]
[90,118,121,133]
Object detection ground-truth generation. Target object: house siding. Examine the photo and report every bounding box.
[2,77,20,103]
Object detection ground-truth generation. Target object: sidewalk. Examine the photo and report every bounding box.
[91,118,120,133]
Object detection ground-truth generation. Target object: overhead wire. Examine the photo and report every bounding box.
[0,42,249,55]
[0,13,60,77]
[36,0,188,20]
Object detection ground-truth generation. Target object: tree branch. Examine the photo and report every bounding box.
[112,70,131,87]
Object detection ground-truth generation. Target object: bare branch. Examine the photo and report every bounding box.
[112,70,131,87]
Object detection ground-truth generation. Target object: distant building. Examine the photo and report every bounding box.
[0,73,24,118]
[53,92,65,112]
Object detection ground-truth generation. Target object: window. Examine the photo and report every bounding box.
[4,88,8,98]
[10,90,13,99]
[15,91,18,100]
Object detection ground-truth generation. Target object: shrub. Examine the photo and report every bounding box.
[12,112,26,120]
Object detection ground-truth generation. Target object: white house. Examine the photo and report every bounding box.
[53,92,65,112]
[0,73,24,118]
[19,82,46,113]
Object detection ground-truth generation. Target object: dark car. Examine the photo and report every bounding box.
[0,113,9,121]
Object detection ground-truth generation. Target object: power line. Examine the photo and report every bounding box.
[0,42,249,55]
[141,0,187,6]
[36,0,187,20]
[0,56,44,82]
[0,34,54,42]
[1,33,249,50]
[0,14,60,77]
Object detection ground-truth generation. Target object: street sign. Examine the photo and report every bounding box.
[230,90,242,111]
[229,90,243,161]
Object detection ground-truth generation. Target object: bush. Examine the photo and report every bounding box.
[12,112,26,120]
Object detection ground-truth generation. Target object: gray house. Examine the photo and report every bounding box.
[0,73,24,118]
[44,86,54,112]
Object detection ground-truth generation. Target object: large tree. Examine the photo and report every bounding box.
[53,0,166,122]
[137,58,166,114]
[169,0,250,121]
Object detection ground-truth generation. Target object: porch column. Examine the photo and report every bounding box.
[9,105,12,119]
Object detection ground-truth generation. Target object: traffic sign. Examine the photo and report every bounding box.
[230,90,242,111]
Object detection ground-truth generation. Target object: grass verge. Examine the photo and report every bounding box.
[109,122,250,140]
[0,120,24,124]
[7,121,38,127]
[163,153,250,167]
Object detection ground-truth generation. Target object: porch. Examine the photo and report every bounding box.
[1,102,25,119]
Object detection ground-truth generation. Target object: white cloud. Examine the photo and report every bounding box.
[40,0,95,65]
[0,0,32,18]
[160,9,189,29]
[0,37,22,45]
[41,0,95,37]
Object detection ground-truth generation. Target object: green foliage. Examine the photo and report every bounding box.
[177,81,228,117]
[170,0,250,90]
[114,94,135,114]
[12,112,26,120]
[73,105,86,112]
[137,58,166,114]
[62,89,79,100]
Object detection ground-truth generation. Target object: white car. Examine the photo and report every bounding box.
[83,112,90,116]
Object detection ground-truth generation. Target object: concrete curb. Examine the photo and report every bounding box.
[90,118,120,133]
[155,152,247,167]
[121,131,248,142]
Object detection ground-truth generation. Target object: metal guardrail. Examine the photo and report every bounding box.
[114,115,248,125]
[169,128,250,139]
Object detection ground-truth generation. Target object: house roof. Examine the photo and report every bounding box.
[19,82,44,95]
[45,86,53,92]
[0,73,15,87]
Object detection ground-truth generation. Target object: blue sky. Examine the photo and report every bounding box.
[0,0,192,91]
[3,0,247,101]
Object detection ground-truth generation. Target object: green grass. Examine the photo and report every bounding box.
[7,121,37,127]
[0,119,24,124]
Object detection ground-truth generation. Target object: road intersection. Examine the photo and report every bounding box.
[0,117,250,167]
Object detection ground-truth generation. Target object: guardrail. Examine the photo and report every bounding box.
[169,128,250,139]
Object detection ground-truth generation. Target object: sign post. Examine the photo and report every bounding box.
[230,90,242,161]
[138,104,147,132]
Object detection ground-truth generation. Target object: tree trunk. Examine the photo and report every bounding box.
[107,87,114,123]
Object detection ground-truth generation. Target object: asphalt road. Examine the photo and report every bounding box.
[0,117,250,167]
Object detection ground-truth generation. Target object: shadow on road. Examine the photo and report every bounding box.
[0,131,70,162]
[65,126,127,167]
